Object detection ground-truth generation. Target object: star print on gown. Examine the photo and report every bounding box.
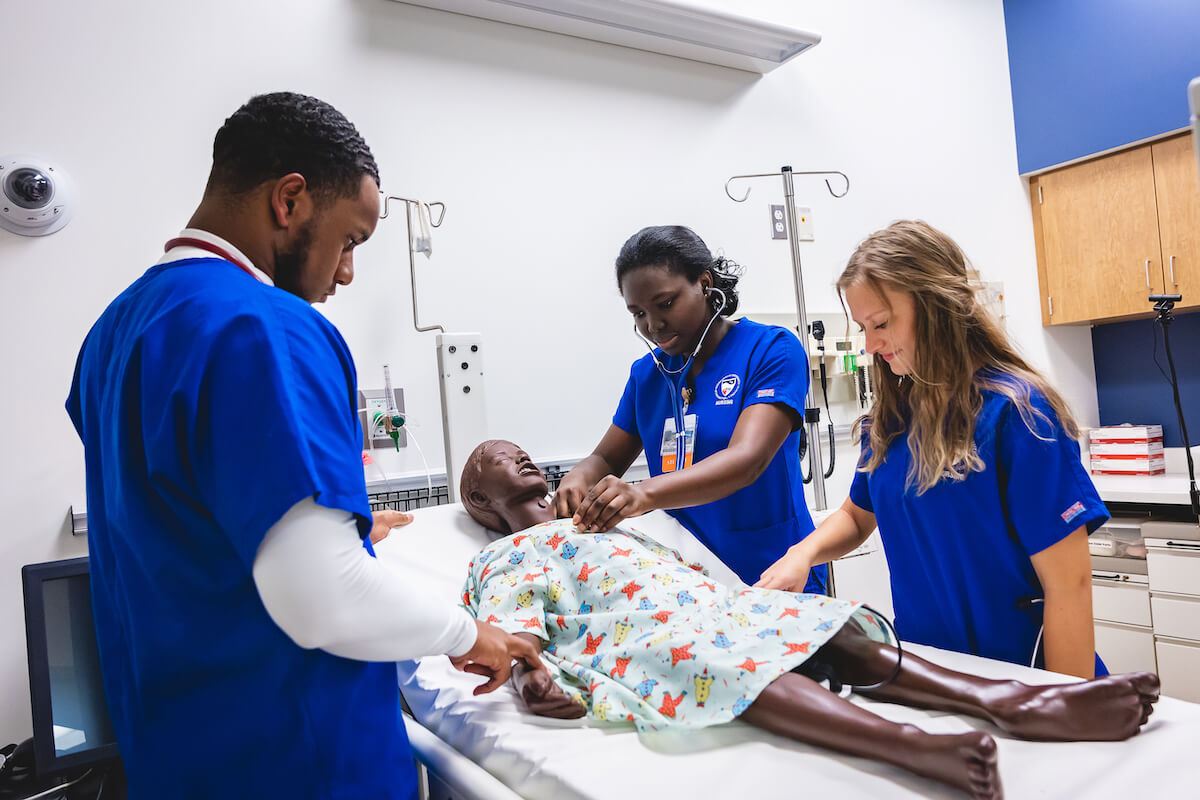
[460,518,895,733]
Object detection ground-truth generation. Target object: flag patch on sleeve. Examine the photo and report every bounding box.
[1060,501,1085,523]
[757,389,775,398]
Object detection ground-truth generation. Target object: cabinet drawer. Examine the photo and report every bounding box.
[1155,637,1200,703]
[1150,593,1200,641]
[1095,620,1157,675]
[1092,575,1151,626]
[1145,538,1200,595]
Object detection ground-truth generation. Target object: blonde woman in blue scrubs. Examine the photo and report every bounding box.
[758,221,1107,679]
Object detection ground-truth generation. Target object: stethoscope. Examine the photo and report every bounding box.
[164,237,259,279]
[633,287,727,471]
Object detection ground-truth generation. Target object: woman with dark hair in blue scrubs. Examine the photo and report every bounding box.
[555,225,826,593]
[758,220,1107,679]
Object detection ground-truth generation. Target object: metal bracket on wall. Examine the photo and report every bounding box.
[69,505,87,536]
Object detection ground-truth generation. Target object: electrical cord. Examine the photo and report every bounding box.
[1151,296,1200,518]
[801,321,836,483]
[403,424,435,503]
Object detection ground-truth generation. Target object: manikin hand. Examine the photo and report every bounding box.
[571,475,651,532]
[449,620,546,695]
[368,509,414,545]
[754,546,814,592]
[514,663,586,719]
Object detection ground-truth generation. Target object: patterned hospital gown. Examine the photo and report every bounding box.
[461,519,893,733]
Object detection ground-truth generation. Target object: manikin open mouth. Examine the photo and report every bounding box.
[518,464,541,476]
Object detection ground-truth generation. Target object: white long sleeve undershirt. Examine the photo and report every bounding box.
[252,497,477,661]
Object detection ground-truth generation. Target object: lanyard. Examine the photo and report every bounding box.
[164,237,258,279]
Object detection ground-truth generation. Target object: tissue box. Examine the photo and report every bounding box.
[1089,425,1166,475]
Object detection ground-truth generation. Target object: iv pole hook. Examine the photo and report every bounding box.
[379,193,447,334]
[724,170,850,202]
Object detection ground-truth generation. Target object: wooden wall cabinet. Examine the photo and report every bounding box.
[1030,132,1200,326]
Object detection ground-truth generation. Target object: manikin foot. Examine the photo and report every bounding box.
[902,729,1002,800]
[985,672,1160,741]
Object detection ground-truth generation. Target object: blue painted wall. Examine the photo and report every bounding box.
[1003,0,1200,174]
[1092,311,1200,447]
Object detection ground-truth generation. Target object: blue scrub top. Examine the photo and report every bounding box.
[66,258,418,800]
[849,377,1108,672]
[614,318,826,591]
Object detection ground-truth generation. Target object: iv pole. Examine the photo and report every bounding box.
[380,195,447,333]
[379,194,488,504]
[724,167,850,513]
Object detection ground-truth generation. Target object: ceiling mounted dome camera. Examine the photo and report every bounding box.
[0,155,76,236]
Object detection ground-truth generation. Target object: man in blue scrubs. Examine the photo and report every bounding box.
[66,92,540,799]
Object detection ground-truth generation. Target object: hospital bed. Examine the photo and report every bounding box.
[376,504,1200,800]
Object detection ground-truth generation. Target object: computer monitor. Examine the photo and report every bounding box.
[21,556,121,776]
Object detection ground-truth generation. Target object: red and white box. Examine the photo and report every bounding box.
[1089,425,1165,475]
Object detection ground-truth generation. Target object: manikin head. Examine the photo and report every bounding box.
[615,225,741,358]
[198,92,381,303]
[460,440,553,533]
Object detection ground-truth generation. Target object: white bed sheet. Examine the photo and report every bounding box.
[378,504,1200,800]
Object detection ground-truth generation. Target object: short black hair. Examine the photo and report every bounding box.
[615,225,742,318]
[207,92,380,203]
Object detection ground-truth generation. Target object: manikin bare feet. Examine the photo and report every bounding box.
[983,672,1160,741]
[900,728,1003,800]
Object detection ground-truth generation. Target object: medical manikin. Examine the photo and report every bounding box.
[459,440,1160,800]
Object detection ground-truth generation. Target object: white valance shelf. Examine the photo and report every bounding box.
[393,0,821,73]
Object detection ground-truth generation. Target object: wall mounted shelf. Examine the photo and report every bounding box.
[393,0,820,73]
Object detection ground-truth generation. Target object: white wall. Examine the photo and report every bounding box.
[0,0,1097,742]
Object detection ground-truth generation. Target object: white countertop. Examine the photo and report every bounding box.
[1090,472,1196,505]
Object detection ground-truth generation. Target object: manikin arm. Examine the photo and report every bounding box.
[509,632,585,719]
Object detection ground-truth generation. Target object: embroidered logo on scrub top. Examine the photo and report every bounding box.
[715,374,740,406]
[1060,501,1085,523]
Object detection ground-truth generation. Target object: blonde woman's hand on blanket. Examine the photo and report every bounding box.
[450,620,546,695]
[572,475,651,532]
[755,546,815,591]
[367,509,413,545]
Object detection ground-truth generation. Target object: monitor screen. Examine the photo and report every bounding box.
[22,557,120,775]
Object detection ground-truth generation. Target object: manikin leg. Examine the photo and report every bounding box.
[741,671,1002,800]
[814,623,1160,741]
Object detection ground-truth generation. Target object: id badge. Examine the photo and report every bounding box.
[659,414,698,472]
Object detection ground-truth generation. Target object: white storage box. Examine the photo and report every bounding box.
[1090,425,1165,444]
[1089,425,1166,475]
[1091,455,1166,475]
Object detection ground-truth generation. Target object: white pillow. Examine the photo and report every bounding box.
[372,504,745,605]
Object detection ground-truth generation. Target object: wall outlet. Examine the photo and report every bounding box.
[358,387,406,450]
[770,204,787,239]
[795,207,814,241]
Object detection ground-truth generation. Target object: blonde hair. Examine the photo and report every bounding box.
[838,220,1077,494]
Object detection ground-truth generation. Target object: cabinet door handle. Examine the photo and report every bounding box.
[1144,259,1152,289]
[1048,296,1053,316]
[1170,255,1177,286]
[1166,540,1200,550]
